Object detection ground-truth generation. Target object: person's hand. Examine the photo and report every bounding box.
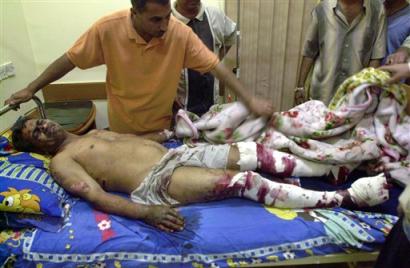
[4,87,36,109]
[385,50,409,65]
[379,63,410,84]
[248,97,274,117]
[293,87,306,106]
[143,205,185,232]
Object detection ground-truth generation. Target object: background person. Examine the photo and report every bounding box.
[295,0,386,106]
[172,0,236,116]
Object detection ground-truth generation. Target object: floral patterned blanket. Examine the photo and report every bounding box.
[175,68,410,186]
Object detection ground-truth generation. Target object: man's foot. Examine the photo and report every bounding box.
[346,173,390,207]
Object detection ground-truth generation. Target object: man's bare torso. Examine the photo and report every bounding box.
[53,130,168,193]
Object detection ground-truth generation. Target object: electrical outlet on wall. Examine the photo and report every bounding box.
[0,62,16,81]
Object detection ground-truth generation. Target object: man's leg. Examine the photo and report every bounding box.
[185,142,332,177]
[168,167,389,208]
[227,142,333,177]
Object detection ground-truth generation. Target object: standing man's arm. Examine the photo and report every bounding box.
[219,12,236,60]
[296,56,315,89]
[379,62,410,84]
[386,35,410,65]
[4,54,75,107]
[295,7,320,106]
[210,63,273,117]
[367,3,387,68]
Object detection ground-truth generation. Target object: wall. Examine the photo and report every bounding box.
[225,0,317,111]
[0,0,38,131]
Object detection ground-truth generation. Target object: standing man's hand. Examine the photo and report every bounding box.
[4,87,36,109]
[293,87,306,106]
[248,97,274,117]
[379,63,410,84]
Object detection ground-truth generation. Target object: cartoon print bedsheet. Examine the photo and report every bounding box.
[0,136,399,268]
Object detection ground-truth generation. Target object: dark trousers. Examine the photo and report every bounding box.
[375,217,410,268]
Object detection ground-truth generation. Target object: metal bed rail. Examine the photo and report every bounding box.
[0,96,46,119]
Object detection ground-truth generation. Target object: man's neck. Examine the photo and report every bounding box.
[175,1,200,20]
[384,0,409,17]
[55,132,79,154]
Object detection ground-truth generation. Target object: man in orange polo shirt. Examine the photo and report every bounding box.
[5,0,273,140]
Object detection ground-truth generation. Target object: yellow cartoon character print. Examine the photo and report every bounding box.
[0,187,41,214]
[0,229,22,247]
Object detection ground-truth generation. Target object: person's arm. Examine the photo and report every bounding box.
[385,47,410,65]
[379,62,410,84]
[50,154,184,232]
[4,54,75,107]
[210,62,273,117]
[294,6,319,106]
[297,56,315,88]
[139,129,174,143]
[368,4,387,67]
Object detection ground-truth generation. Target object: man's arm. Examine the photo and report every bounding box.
[297,56,315,88]
[5,54,75,107]
[139,129,174,143]
[386,47,410,65]
[386,35,410,65]
[50,154,184,232]
[369,4,387,67]
[210,62,273,117]
[379,63,410,84]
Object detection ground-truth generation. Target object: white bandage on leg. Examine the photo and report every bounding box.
[347,173,389,207]
[236,142,258,171]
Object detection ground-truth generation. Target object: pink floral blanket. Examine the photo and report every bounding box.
[175,68,410,186]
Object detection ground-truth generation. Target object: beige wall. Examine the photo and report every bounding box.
[225,0,317,111]
[0,0,38,131]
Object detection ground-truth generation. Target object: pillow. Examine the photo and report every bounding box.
[0,135,73,231]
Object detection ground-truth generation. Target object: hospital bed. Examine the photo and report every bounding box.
[0,83,401,267]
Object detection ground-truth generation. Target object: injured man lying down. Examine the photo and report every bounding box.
[11,117,388,232]
[10,68,409,232]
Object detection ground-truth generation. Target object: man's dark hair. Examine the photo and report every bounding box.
[131,0,169,12]
[11,116,36,152]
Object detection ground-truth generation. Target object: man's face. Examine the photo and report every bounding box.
[22,119,65,152]
[132,1,172,39]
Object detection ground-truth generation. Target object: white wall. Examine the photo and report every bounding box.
[0,0,225,131]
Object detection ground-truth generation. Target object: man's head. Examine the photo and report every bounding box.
[130,0,171,41]
[12,118,67,155]
[176,0,201,10]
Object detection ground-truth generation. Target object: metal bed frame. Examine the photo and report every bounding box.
[0,96,47,119]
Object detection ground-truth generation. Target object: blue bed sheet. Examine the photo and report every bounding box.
[4,197,397,268]
[0,138,400,267]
